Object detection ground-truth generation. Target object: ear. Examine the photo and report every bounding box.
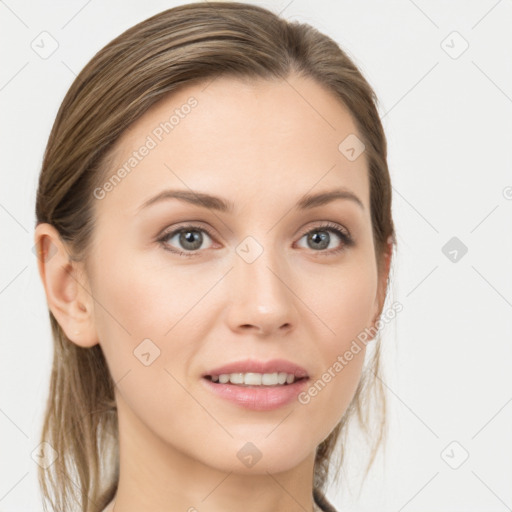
[34,223,98,348]
[369,235,393,340]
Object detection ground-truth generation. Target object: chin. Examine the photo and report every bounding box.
[196,436,315,475]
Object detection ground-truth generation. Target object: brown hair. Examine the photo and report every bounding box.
[35,2,396,511]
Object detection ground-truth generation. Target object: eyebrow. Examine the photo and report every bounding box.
[138,187,364,213]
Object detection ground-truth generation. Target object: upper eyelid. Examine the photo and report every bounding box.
[158,222,216,240]
[159,221,348,237]
[158,221,350,247]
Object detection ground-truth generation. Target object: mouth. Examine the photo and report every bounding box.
[202,358,309,386]
[203,372,308,387]
[201,359,310,411]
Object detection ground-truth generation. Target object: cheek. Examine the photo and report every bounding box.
[88,245,196,379]
[303,255,378,350]
[90,244,215,344]
[296,257,377,436]
[88,251,212,435]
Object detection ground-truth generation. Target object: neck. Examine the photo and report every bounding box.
[109,393,318,512]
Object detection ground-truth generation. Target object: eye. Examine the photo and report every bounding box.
[296,222,354,255]
[157,224,215,257]
[156,221,354,258]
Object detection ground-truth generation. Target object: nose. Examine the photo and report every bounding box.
[224,245,299,337]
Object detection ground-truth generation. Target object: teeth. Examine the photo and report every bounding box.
[210,372,300,386]
[229,372,244,384]
[245,372,262,385]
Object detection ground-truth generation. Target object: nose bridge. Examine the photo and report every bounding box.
[226,232,297,333]
[242,243,284,299]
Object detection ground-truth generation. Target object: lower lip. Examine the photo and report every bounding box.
[201,377,309,411]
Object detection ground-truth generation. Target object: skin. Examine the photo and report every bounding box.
[35,73,391,512]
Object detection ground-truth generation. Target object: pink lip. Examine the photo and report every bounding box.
[201,377,309,411]
[201,358,310,411]
[203,358,309,379]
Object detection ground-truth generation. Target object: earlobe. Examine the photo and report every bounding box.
[34,223,98,348]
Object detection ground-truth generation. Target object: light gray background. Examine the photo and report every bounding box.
[1,1,511,510]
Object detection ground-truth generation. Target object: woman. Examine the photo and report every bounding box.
[33,3,396,511]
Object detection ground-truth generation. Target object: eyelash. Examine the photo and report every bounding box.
[156,222,354,258]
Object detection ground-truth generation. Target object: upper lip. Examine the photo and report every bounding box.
[203,358,309,379]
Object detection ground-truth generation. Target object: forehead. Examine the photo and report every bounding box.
[95,74,370,219]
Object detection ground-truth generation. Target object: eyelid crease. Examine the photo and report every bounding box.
[156,220,354,257]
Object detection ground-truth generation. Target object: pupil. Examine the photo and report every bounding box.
[181,230,202,250]
[309,231,329,250]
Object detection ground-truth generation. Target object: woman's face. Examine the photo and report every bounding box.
[85,73,386,474]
